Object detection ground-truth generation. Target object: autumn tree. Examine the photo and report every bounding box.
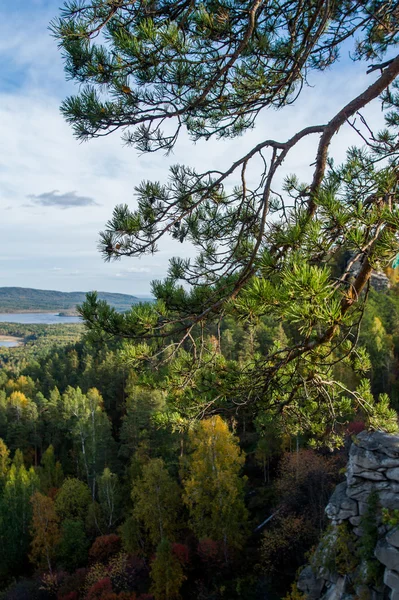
[29,491,61,574]
[5,391,38,454]
[183,416,248,559]
[0,438,10,489]
[150,538,186,600]
[132,458,181,546]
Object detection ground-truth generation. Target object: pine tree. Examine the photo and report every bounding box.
[53,1,399,444]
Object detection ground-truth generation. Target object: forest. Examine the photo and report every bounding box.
[2,0,399,598]
[0,284,397,599]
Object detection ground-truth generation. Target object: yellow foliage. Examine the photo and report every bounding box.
[183,416,248,554]
[9,391,29,408]
[283,583,305,600]
[29,491,61,572]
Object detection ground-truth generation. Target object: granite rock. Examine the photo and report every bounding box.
[387,529,399,549]
[297,566,325,599]
[326,482,358,521]
[356,432,399,459]
[384,569,399,592]
[321,577,347,600]
[386,468,399,482]
[375,540,399,571]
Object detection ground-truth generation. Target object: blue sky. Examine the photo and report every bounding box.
[0,1,390,295]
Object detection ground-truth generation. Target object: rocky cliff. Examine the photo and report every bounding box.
[297,431,399,600]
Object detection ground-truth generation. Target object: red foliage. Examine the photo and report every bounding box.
[57,568,87,600]
[97,594,137,600]
[137,595,154,600]
[197,538,221,563]
[89,535,122,563]
[86,577,113,600]
[347,420,366,436]
[172,543,190,566]
[47,486,60,500]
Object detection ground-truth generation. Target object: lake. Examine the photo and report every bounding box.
[0,313,82,324]
[0,340,21,348]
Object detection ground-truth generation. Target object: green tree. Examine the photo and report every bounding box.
[132,458,181,546]
[120,384,166,458]
[57,519,90,571]
[0,451,39,577]
[55,478,91,521]
[39,445,64,494]
[183,416,248,559]
[60,387,115,496]
[150,538,186,600]
[97,467,121,531]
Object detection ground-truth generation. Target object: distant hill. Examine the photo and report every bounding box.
[0,287,141,314]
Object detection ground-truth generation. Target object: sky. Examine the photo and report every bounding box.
[0,1,391,295]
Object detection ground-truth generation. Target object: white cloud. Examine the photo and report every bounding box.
[0,1,390,293]
[115,267,151,278]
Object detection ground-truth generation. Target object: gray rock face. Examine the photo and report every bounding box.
[356,431,399,458]
[349,444,382,470]
[387,529,399,549]
[375,539,399,571]
[347,480,391,504]
[320,577,347,600]
[386,468,399,482]
[297,566,325,599]
[378,491,399,510]
[384,569,399,592]
[299,432,399,600]
[326,482,358,521]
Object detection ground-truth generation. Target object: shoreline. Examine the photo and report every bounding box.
[0,335,24,345]
[0,310,78,315]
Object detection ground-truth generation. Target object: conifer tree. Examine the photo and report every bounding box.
[39,445,64,494]
[0,451,39,577]
[53,0,399,443]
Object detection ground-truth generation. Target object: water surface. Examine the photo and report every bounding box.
[0,340,21,348]
[0,313,81,324]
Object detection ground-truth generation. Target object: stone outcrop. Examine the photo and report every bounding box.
[297,431,399,600]
[347,255,390,291]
